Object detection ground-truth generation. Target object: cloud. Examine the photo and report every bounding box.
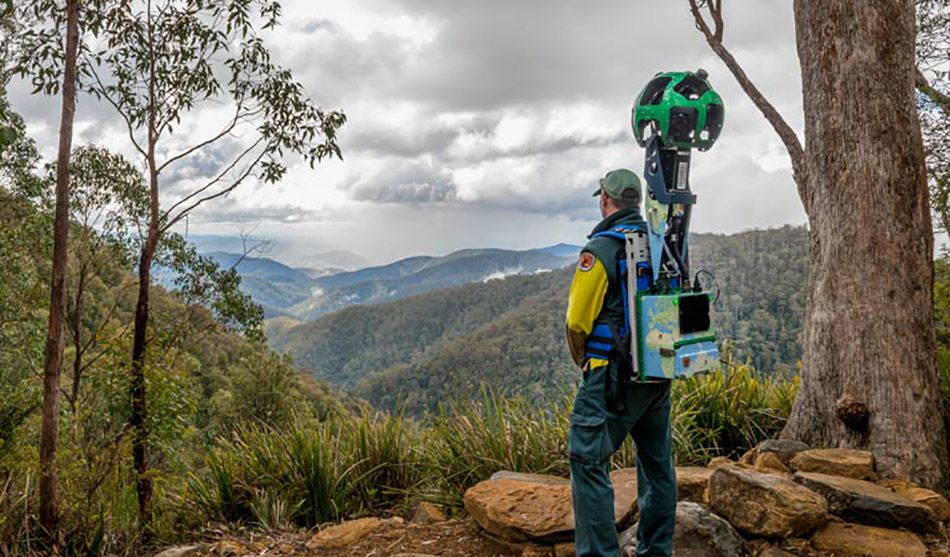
[188,198,328,224]
[342,159,457,203]
[8,0,807,263]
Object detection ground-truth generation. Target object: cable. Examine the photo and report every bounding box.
[693,269,720,304]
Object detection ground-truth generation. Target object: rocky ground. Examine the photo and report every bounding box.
[156,515,515,557]
[157,441,950,557]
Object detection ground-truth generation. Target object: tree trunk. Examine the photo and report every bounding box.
[130,238,154,528]
[38,0,79,540]
[131,0,160,529]
[782,0,947,487]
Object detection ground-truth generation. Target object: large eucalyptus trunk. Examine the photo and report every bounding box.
[781,0,947,487]
[38,0,79,538]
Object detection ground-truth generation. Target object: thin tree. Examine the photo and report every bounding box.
[38,0,79,541]
[687,0,948,485]
[21,0,345,526]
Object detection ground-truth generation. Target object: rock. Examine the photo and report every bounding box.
[306,517,386,549]
[793,472,938,534]
[755,439,810,464]
[393,554,438,557]
[738,450,757,466]
[756,547,796,557]
[553,542,575,557]
[677,467,712,503]
[206,540,258,556]
[463,470,638,542]
[754,452,790,475]
[788,448,875,480]
[619,502,747,557]
[521,545,553,557]
[489,471,571,486]
[153,547,200,557]
[902,486,950,521]
[706,457,733,469]
[708,465,828,538]
[879,481,950,522]
[878,478,917,491]
[810,522,927,557]
[412,502,447,524]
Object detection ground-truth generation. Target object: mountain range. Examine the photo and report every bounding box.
[266,226,810,415]
[208,246,579,319]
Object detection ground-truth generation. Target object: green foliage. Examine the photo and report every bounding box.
[18,0,345,234]
[0,176,347,554]
[160,233,265,342]
[187,411,421,527]
[272,226,809,416]
[670,358,798,462]
[934,254,950,408]
[187,364,797,526]
[422,390,572,505]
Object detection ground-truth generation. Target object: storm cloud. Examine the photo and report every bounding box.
[9,0,808,264]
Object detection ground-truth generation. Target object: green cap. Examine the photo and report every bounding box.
[593,168,642,204]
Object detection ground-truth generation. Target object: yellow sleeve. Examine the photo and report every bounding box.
[565,253,609,368]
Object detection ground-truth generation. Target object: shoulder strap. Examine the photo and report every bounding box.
[591,224,644,241]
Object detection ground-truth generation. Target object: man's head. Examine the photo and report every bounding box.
[594,168,642,218]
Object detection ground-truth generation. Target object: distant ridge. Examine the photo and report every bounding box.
[267,226,809,415]
[536,243,583,258]
[211,246,574,320]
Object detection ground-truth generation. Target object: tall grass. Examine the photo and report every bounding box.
[186,364,797,525]
[671,359,798,463]
[186,410,422,528]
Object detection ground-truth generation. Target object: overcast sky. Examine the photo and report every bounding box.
[10,0,807,267]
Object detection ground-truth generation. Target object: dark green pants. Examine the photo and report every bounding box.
[568,362,675,557]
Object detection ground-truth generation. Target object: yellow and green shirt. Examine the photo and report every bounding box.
[565,208,647,371]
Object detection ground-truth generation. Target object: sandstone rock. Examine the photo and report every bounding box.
[756,546,796,557]
[706,457,733,469]
[306,517,386,549]
[789,448,875,480]
[879,478,918,492]
[792,472,938,534]
[521,545,553,557]
[738,450,757,466]
[153,547,200,557]
[463,470,638,542]
[754,452,790,475]
[755,439,810,464]
[810,522,927,557]
[553,542,575,557]
[902,486,950,521]
[677,467,712,503]
[412,502,447,524]
[392,554,438,557]
[619,502,747,557]
[489,471,571,486]
[206,540,258,556]
[708,465,827,538]
[880,482,950,522]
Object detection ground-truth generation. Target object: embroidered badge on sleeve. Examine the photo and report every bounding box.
[578,252,595,272]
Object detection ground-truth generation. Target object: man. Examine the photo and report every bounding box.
[566,168,676,557]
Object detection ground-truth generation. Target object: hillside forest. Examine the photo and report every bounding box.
[1,0,949,556]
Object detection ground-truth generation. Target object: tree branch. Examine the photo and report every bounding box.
[159,137,264,224]
[161,142,267,233]
[687,0,809,206]
[86,62,147,159]
[917,66,950,114]
[156,103,244,174]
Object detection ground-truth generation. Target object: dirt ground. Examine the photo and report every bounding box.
[178,518,521,557]
[167,517,950,557]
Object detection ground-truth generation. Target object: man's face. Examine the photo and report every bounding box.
[599,190,610,218]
